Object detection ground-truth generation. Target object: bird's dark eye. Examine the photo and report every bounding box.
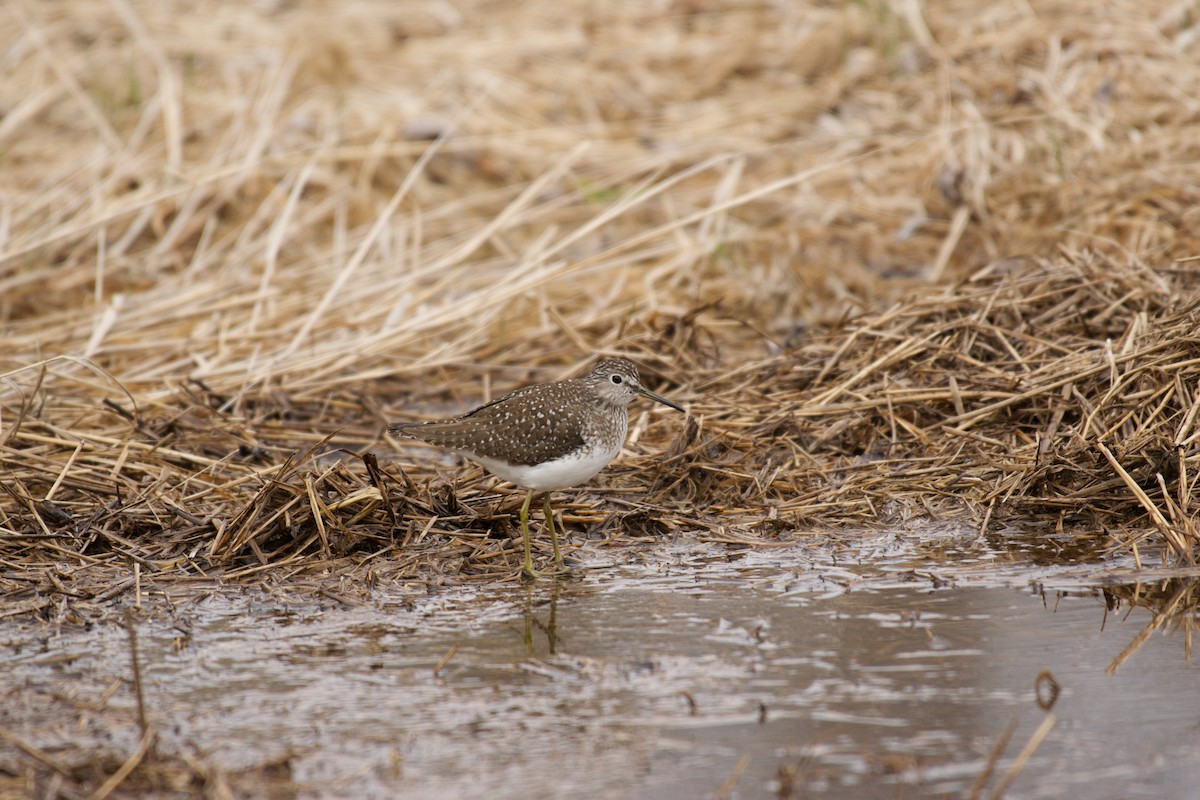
[611,374,623,384]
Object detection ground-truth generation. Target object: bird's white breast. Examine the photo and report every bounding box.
[474,440,622,492]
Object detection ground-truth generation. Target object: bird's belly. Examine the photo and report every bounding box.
[474,446,619,492]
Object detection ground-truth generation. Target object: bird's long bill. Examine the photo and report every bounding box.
[637,385,685,413]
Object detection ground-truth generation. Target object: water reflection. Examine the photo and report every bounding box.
[521,583,560,657]
[4,565,1200,799]
[1102,576,1200,673]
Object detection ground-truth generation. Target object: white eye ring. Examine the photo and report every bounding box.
[611,374,623,384]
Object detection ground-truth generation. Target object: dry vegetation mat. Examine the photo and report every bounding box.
[5,251,1199,593]
[4,1,1200,601]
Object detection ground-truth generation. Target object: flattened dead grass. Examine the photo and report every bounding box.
[2,0,1200,606]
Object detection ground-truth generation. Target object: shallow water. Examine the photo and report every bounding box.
[4,542,1200,799]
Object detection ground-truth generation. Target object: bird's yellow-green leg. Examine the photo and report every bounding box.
[543,494,566,573]
[519,489,538,578]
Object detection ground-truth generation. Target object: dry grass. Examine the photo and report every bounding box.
[5,2,1200,795]
[3,0,1200,613]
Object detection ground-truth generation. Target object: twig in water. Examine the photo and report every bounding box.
[123,607,151,739]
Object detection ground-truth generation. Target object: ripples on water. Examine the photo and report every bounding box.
[5,539,1200,798]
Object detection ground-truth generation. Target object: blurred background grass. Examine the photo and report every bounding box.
[4,0,1197,393]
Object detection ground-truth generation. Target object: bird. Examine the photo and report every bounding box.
[387,358,685,577]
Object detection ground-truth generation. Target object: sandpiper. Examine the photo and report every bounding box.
[388,358,685,577]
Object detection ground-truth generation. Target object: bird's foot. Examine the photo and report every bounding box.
[519,560,572,581]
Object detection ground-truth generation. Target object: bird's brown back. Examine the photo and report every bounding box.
[389,380,608,466]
